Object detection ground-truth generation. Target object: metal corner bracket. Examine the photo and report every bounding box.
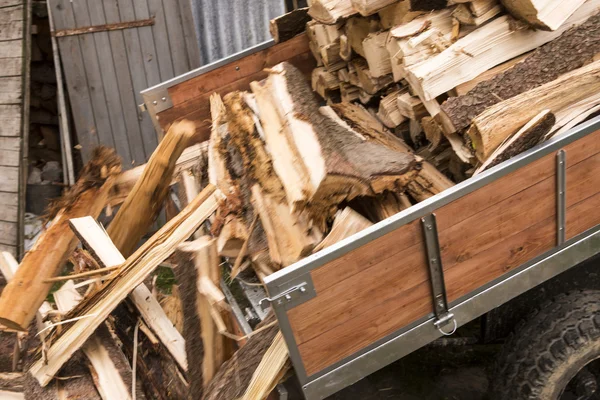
[263,273,316,312]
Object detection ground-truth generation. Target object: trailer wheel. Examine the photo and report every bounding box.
[491,291,600,400]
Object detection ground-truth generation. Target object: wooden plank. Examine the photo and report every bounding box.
[162,0,189,76]
[146,0,175,81]
[0,38,20,57]
[101,0,146,166]
[112,0,157,160]
[0,220,16,245]
[0,77,21,104]
[0,166,18,192]
[68,1,116,152]
[0,148,18,166]
[177,0,201,70]
[0,105,20,136]
[0,5,22,24]
[0,1,22,8]
[131,0,161,86]
[0,136,19,150]
[51,0,99,161]
[85,0,132,167]
[0,21,23,41]
[0,192,17,222]
[0,57,21,76]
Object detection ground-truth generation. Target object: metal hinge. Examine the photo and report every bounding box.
[260,280,315,311]
[422,214,457,336]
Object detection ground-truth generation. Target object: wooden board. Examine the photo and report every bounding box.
[49,0,200,166]
[154,34,316,143]
[285,129,600,377]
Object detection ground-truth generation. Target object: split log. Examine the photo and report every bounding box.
[107,120,195,258]
[378,1,423,29]
[453,54,528,96]
[328,102,454,200]
[363,30,392,77]
[0,147,122,331]
[252,63,419,224]
[452,2,502,25]
[441,11,600,132]
[308,0,357,24]
[397,92,427,120]
[409,0,449,10]
[241,332,289,400]
[269,8,311,43]
[69,216,188,372]
[339,34,352,61]
[468,59,600,160]
[0,372,23,399]
[345,17,380,58]
[473,110,555,175]
[378,88,408,128]
[406,2,600,104]
[501,0,586,30]
[351,0,399,16]
[29,185,221,386]
[351,58,394,94]
[175,238,234,399]
[202,314,279,400]
[313,207,373,252]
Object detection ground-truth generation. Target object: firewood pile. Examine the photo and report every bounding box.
[2,1,600,399]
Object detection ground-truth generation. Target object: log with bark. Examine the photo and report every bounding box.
[269,8,311,43]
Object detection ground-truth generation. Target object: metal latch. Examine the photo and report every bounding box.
[422,214,457,336]
[260,282,312,311]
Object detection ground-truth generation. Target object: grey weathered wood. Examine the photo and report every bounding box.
[0,221,16,245]
[85,0,132,167]
[0,21,23,40]
[0,105,21,136]
[0,192,18,222]
[102,0,147,166]
[146,0,175,79]
[0,5,22,23]
[0,148,19,166]
[0,77,21,104]
[0,137,19,150]
[131,0,161,85]
[177,0,201,70]
[162,0,188,76]
[0,57,21,76]
[0,166,18,192]
[0,0,22,7]
[69,0,115,151]
[0,39,21,57]
[50,0,99,161]
[19,0,31,257]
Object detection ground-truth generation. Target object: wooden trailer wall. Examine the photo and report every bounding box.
[0,0,31,258]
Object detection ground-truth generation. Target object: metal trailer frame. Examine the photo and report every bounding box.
[140,39,600,400]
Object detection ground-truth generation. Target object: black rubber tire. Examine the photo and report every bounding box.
[491,290,600,400]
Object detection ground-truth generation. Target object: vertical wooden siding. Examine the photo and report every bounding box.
[48,0,201,167]
[0,0,30,258]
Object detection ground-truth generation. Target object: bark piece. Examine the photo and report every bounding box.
[406,3,600,104]
[501,0,586,30]
[269,8,311,43]
[107,120,195,258]
[468,59,600,160]
[441,11,600,132]
[0,147,121,331]
[241,332,289,400]
[474,110,555,174]
[29,185,221,386]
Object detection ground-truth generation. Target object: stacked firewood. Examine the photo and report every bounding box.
[282,0,600,177]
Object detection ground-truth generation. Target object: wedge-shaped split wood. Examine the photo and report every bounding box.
[308,0,357,24]
[501,0,586,30]
[0,147,122,331]
[29,185,221,386]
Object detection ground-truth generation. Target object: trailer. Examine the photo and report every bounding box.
[142,33,600,400]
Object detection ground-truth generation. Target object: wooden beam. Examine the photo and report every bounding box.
[29,185,221,386]
[0,148,122,331]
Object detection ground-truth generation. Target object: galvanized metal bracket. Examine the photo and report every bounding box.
[421,214,455,333]
[142,88,173,114]
[557,150,567,246]
[261,275,316,311]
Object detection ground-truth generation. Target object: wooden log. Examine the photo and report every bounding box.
[453,54,529,96]
[269,8,310,43]
[252,63,419,223]
[452,2,502,26]
[0,147,122,331]
[339,34,352,61]
[107,120,195,258]
[29,185,221,386]
[308,0,357,24]
[351,0,399,16]
[409,0,449,10]
[202,314,279,400]
[397,92,427,120]
[377,88,408,128]
[468,60,600,161]
[501,0,586,30]
[441,11,600,132]
[363,30,392,77]
[473,110,555,175]
[69,216,188,372]
[344,17,380,58]
[351,57,394,94]
[378,1,423,29]
[175,238,234,398]
[313,207,373,252]
[406,2,600,104]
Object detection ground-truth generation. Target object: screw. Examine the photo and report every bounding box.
[161,97,167,102]
[152,100,157,105]
[427,225,432,230]
[300,287,306,293]
[235,66,240,71]
[285,294,292,301]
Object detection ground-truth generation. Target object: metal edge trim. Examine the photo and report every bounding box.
[302,225,600,400]
[264,116,600,293]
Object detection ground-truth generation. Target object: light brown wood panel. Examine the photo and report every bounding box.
[0,166,18,192]
[0,21,23,41]
[0,57,21,76]
[0,39,21,58]
[0,5,23,23]
[288,240,428,345]
[0,148,19,166]
[311,219,422,293]
[0,192,17,222]
[299,281,432,376]
[566,191,600,239]
[0,137,20,150]
[0,221,16,245]
[0,77,21,104]
[0,105,20,136]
